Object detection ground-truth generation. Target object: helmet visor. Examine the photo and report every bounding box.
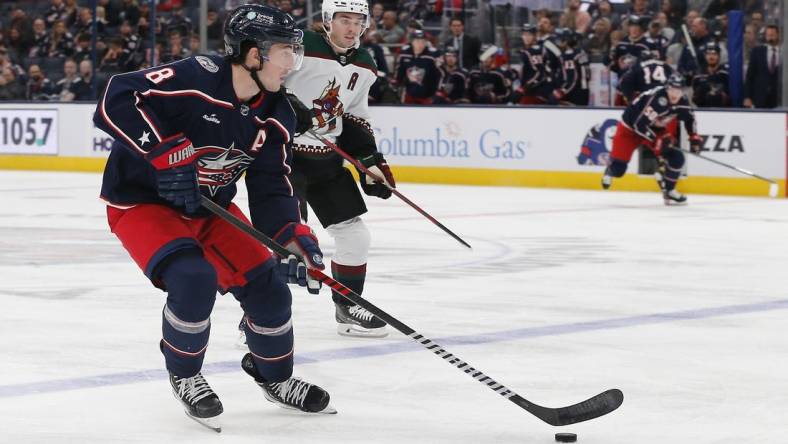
[260,41,305,72]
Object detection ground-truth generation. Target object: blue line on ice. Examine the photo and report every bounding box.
[2,298,786,398]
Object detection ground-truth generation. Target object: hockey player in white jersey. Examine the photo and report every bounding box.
[283,0,394,337]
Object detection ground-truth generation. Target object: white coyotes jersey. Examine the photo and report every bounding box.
[284,30,378,153]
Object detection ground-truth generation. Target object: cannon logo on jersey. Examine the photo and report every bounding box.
[196,56,219,73]
[196,142,254,195]
[311,78,344,131]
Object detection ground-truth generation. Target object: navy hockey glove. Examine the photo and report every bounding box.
[273,222,325,294]
[146,135,201,214]
[358,152,396,199]
[689,133,703,153]
[286,92,313,136]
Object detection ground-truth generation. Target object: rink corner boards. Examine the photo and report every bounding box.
[0,156,783,198]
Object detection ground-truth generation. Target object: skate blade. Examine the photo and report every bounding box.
[235,332,248,350]
[185,412,222,433]
[336,323,389,338]
[663,199,688,206]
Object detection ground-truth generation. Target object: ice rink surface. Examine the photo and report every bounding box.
[1,170,787,443]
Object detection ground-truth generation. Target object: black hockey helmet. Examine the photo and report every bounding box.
[224,4,304,67]
[555,27,577,45]
[522,23,537,34]
[444,45,459,56]
[703,41,721,54]
[667,73,685,88]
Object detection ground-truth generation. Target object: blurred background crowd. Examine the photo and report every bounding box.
[0,0,782,108]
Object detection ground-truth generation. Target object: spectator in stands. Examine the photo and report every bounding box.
[629,0,652,17]
[378,10,405,45]
[444,17,481,70]
[591,0,620,30]
[536,16,554,40]
[678,17,711,76]
[164,5,193,37]
[744,24,780,108]
[7,26,32,64]
[188,34,201,56]
[0,67,24,100]
[660,0,686,30]
[743,23,757,62]
[29,19,49,58]
[361,29,389,74]
[25,64,55,101]
[655,11,675,41]
[371,3,385,27]
[76,59,94,100]
[206,9,223,41]
[47,20,74,58]
[560,0,592,34]
[161,31,188,63]
[45,0,70,29]
[64,0,80,27]
[72,33,92,64]
[119,0,142,27]
[692,42,729,107]
[73,7,106,39]
[54,58,82,101]
[100,0,120,27]
[749,11,764,35]
[584,17,612,63]
[100,37,126,74]
[0,47,24,79]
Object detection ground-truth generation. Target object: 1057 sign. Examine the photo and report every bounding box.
[0,109,58,154]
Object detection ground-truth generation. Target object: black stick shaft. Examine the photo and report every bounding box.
[306,129,472,249]
[682,149,777,184]
[200,196,623,426]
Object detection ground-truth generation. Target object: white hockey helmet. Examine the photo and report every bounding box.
[322,0,370,48]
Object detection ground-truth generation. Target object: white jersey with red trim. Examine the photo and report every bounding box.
[283,30,377,155]
[94,55,303,235]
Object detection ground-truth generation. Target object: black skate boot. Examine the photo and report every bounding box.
[335,303,388,338]
[663,189,688,206]
[241,353,336,414]
[169,372,223,432]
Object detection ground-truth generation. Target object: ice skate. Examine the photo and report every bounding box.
[335,303,388,338]
[241,353,337,414]
[663,189,687,206]
[601,173,612,190]
[169,372,223,432]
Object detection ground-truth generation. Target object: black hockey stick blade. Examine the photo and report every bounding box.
[511,389,624,426]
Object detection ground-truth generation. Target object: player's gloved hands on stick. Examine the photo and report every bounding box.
[146,134,201,214]
[285,91,314,136]
[689,133,703,153]
[654,133,676,153]
[358,152,396,199]
[273,222,324,294]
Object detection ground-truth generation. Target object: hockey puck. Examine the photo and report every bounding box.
[555,432,577,443]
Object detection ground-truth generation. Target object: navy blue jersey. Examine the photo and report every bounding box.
[556,48,590,104]
[538,36,563,88]
[691,64,730,107]
[95,55,300,236]
[395,46,443,99]
[467,68,509,104]
[621,86,696,141]
[609,36,658,74]
[519,44,544,89]
[438,66,468,102]
[618,59,674,102]
[647,34,670,60]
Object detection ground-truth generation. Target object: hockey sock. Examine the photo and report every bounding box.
[238,267,294,383]
[331,262,366,307]
[159,251,217,377]
[662,149,685,191]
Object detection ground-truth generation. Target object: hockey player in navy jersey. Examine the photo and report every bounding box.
[467,44,510,104]
[282,0,396,338]
[691,42,730,107]
[601,74,703,205]
[617,52,673,103]
[552,28,589,106]
[434,46,469,104]
[395,29,443,104]
[609,15,658,105]
[95,5,335,431]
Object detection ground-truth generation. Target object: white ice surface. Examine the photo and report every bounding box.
[1,171,787,443]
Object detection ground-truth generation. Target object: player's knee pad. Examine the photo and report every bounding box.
[606,159,628,177]
[326,216,370,266]
[662,148,685,169]
[159,249,217,322]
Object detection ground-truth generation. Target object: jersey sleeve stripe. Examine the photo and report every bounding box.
[133,91,163,143]
[139,88,235,109]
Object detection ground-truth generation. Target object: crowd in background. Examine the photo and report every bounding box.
[0,0,781,108]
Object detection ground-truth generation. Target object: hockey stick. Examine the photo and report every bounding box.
[200,196,624,426]
[681,25,703,71]
[306,128,472,249]
[679,148,780,197]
